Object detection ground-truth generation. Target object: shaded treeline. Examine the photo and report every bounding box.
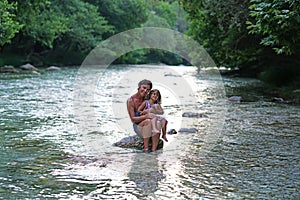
[1,0,299,87]
[179,0,300,87]
[0,0,187,66]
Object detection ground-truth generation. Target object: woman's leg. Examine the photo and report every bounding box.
[138,119,151,151]
[151,117,160,134]
[151,120,163,151]
[143,137,150,151]
[151,132,160,151]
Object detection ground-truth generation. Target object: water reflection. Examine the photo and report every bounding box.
[128,152,164,198]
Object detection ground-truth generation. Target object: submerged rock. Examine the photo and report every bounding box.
[0,65,18,73]
[228,96,242,102]
[19,63,38,71]
[272,97,284,102]
[167,129,177,135]
[178,128,198,133]
[182,112,208,118]
[31,70,40,75]
[293,89,300,93]
[114,135,164,150]
[46,66,61,71]
[0,64,39,74]
[164,73,181,77]
[68,155,107,167]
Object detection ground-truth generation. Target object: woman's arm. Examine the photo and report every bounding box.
[137,101,146,114]
[127,99,152,123]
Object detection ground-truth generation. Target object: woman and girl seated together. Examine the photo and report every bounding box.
[127,79,168,152]
[137,89,168,142]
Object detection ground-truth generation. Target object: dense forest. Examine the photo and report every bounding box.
[1,0,299,87]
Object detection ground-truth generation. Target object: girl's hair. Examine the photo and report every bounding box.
[146,89,162,104]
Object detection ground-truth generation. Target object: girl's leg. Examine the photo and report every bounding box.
[162,119,168,142]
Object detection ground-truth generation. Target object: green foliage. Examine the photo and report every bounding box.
[13,0,113,50]
[180,0,300,84]
[258,65,300,86]
[179,0,258,68]
[137,1,188,65]
[1,0,113,66]
[1,0,189,66]
[91,0,149,33]
[143,12,171,28]
[13,0,68,48]
[103,0,187,65]
[148,1,177,28]
[0,0,23,46]
[52,0,113,53]
[115,49,146,64]
[145,50,184,65]
[247,0,300,55]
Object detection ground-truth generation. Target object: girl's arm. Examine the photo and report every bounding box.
[153,104,164,115]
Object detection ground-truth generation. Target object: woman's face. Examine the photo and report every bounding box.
[139,84,151,97]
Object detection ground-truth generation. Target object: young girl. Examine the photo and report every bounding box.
[138,89,168,142]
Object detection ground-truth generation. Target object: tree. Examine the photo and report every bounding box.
[0,0,23,47]
[180,0,300,86]
[1,0,189,66]
[148,0,177,29]
[52,0,113,53]
[12,0,68,48]
[179,0,257,68]
[247,0,300,55]
[1,0,113,66]
[88,0,149,33]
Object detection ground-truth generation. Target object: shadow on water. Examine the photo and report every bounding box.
[128,152,164,199]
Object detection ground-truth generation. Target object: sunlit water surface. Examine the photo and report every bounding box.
[0,65,299,199]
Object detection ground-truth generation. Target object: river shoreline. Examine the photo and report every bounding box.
[1,63,299,105]
[264,85,300,105]
[221,72,300,105]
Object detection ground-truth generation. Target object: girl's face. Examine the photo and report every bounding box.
[150,90,159,101]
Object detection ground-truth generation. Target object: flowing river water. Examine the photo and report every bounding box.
[0,65,299,199]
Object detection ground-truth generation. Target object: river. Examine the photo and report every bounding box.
[0,65,299,199]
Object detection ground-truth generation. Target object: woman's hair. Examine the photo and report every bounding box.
[146,89,162,104]
[138,79,152,89]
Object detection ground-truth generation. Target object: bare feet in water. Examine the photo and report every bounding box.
[162,134,168,142]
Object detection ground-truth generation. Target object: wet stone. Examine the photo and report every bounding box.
[178,128,198,133]
[113,135,164,150]
[182,112,208,118]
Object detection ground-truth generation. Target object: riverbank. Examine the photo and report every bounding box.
[220,69,300,105]
[263,85,300,104]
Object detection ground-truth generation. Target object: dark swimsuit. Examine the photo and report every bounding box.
[131,96,142,136]
[131,96,140,123]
